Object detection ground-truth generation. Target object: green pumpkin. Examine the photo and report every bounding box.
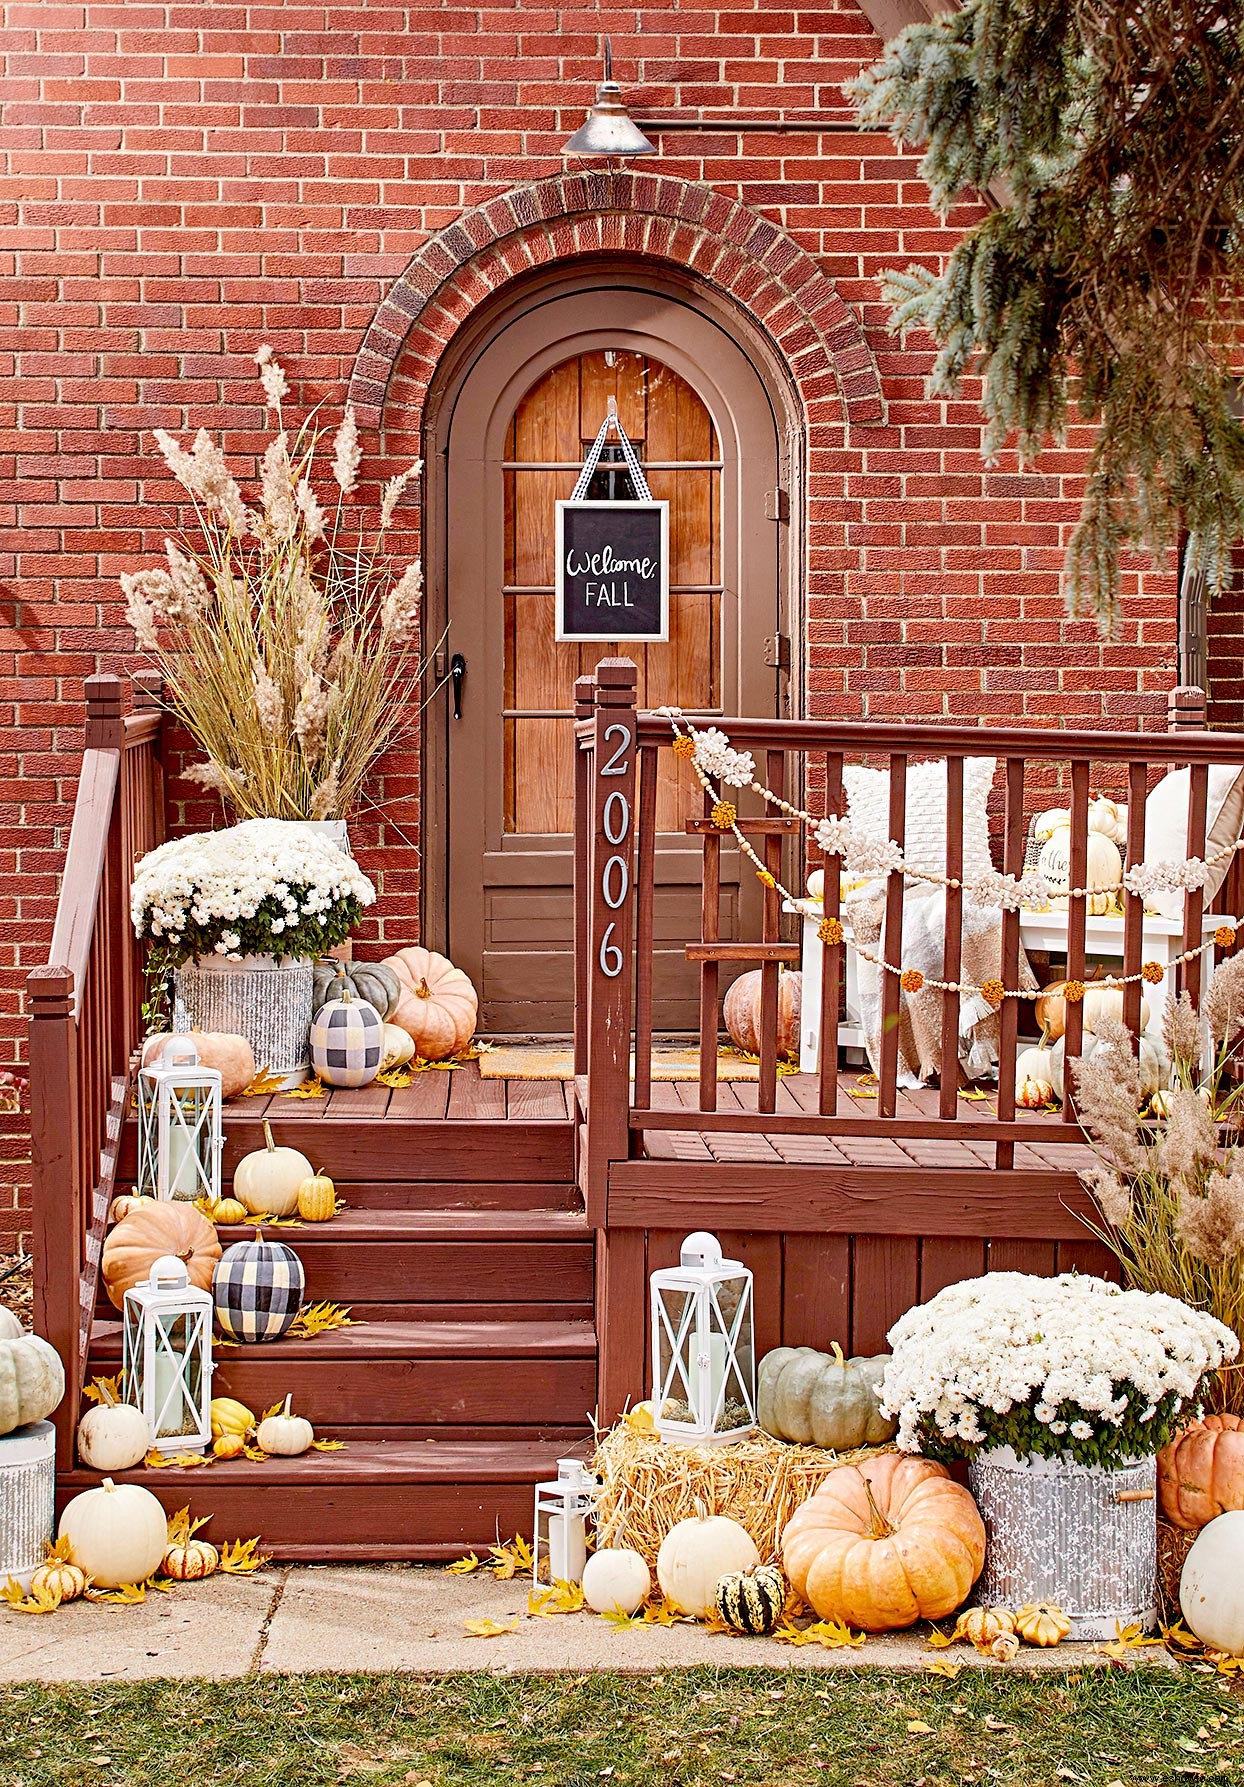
[715,1563,786,1635]
[757,1346,898,1450]
[311,958,401,1021]
[0,1331,65,1437]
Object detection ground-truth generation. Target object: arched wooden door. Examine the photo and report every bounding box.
[441,285,787,1033]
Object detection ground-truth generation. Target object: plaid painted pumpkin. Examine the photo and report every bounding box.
[308,984,384,1088]
[212,1237,305,1343]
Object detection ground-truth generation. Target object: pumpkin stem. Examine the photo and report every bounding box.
[262,1119,276,1154]
[415,978,431,999]
[282,1393,292,1417]
[99,1381,119,1408]
[694,1496,708,1522]
[861,1475,894,1542]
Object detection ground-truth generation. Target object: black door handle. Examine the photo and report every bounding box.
[450,653,466,720]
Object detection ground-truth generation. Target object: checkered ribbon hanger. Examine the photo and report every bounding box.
[571,395,653,501]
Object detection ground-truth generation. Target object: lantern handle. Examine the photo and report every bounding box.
[146,1253,192,1288]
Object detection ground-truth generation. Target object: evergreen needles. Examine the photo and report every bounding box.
[848,0,1244,633]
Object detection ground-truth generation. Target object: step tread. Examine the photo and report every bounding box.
[90,1316,598,1360]
[59,1433,591,1490]
[213,1208,591,1242]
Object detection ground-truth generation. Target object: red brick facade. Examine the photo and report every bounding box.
[0,0,1184,1245]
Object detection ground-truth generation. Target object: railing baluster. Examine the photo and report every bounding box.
[878,753,907,1119]
[1062,760,1091,1123]
[633,744,658,1113]
[994,756,1026,1167]
[757,748,784,1114]
[939,756,965,1121]
[819,751,844,1116]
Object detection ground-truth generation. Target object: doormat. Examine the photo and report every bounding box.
[478,1044,782,1082]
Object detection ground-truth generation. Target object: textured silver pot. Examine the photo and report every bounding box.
[174,953,314,1090]
[968,1448,1157,1639]
[0,1421,55,1591]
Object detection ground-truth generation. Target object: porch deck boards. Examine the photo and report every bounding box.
[230,1065,574,1124]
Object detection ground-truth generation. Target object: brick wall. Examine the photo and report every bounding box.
[0,0,1181,1241]
[1207,545,1244,729]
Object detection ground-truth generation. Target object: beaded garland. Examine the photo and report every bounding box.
[661,708,1240,1008]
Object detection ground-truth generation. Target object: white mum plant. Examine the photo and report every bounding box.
[131,819,376,967]
[882,1272,1238,1469]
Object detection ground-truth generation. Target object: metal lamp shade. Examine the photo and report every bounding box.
[122,1255,214,1455]
[650,1231,756,1446]
[563,84,656,158]
[136,1036,223,1203]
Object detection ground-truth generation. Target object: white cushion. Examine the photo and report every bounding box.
[843,757,996,883]
[1142,764,1244,920]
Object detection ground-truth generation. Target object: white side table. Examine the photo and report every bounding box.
[784,900,867,1074]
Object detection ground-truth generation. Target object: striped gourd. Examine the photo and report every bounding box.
[714,1563,786,1635]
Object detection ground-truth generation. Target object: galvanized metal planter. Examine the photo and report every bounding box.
[0,1421,55,1591]
[174,953,314,1090]
[968,1448,1157,1639]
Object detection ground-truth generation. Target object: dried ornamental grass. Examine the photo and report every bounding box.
[590,1423,894,1567]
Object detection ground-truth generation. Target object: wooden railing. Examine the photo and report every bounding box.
[28,674,164,1466]
[573,660,1244,1227]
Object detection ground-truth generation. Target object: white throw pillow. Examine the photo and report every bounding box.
[1142,764,1244,920]
[843,757,996,883]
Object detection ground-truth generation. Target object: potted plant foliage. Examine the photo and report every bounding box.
[881,1271,1236,1637]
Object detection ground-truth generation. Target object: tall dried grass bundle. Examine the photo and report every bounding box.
[591,1423,893,1567]
[122,347,430,822]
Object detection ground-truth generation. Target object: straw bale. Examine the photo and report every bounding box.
[1157,1518,1197,1627]
[590,1423,894,1566]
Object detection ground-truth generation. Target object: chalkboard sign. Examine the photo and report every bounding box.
[555,500,669,642]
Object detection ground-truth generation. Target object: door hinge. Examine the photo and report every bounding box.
[763,633,791,672]
[764,487,789,522]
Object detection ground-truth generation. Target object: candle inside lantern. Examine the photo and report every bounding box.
[547,1513,587,1585]
[164,1100,201,1200]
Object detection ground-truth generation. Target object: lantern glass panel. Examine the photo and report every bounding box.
[153,1311,207,1441]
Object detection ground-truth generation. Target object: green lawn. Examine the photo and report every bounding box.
[0,1665,1239,1787]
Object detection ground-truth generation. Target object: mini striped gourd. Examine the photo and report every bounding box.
[714,1562,786,1635]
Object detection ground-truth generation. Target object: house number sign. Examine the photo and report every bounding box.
[597,721,632,979]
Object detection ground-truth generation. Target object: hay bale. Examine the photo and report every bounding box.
[1158,1518,1197,1626]
[590,1422,894,1566]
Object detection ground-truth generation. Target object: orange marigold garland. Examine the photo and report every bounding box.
[818,916,844,947]
[1215,924,1237,950]
[710,801,737,830]
[980,978,1006,1009]
[672,733,696,760]
[900,968,925,993]
[756,869,776,889]
[1063,979,1085,1004]
[1141,961,1165,984]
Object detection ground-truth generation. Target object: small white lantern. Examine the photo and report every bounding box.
[136,1036,223,1202]
[532,1457,598,1585]
[650,1231,756,1446]
[122,1255,213,1456]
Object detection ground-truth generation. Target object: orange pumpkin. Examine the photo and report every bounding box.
[101,1201,222,1310]
[1158,1413,1244,1530]
[382,947,478,1062]
[723,968,802,1060]
[781,1453,986,1631]
[140,1030,256,1099]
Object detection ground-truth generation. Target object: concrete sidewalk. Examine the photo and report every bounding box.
[0,1565,1173,1682]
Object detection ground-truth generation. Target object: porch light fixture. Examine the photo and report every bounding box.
[122,1255,214,1456]
[562,38,656,159]
[136,1036,223,1204]
[650,1232,756,1447]
[532,1457,598,1584]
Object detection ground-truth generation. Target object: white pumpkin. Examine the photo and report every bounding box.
[1088,797,1126,844]
[233,1119,314,1218]
[0,1308,22,1341]
[1014,1043,1056,1106]
[656,1508,760,1617]
[1180,1511,1244,1655]
[0,1331,65,1437]
[582,1547,651,1615]
[109,1193,154,1225]
[255,1393,314,1457]
[1050,1031,1162,1104]
[380,1022,415,1071]
[58,1477,168,1587]
[1038,822,1123,917]
[77,1384,150,1473]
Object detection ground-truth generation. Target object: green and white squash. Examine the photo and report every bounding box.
[757,1345,898,1450]
[311,957,401,1021]
[0,1330,65,1436]
[715,1562,786,1634]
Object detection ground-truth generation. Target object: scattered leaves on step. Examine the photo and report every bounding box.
[959,1089,994,1104]
[924,1625,956,1648]
[599,1605,646,1630]
[487,1534,535,1579]
[87,1581,147,1606]
[243,1213,305,1228]
[375,1066,413,1088]
[165,1506,212,1545]
[288,1301,359,1340]
[643,1597,694,1628]
[219,1536,270,1574]
[143,1449,210,1469]
[243,1444,270,1462]
[310,1438,347,1452]
[701,1609,736,1636]
[81,1373,125,1406]
[1097,1621,1166,1662]
[240,1067,294,1097]
[447,1552,481,1575]
[463,1616,518,1639]
[1,1576,61,1615]
[527,1580,584,1619]
[771,1617,865,1649]
[281,1079,326,1101]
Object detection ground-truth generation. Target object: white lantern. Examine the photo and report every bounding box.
[532,1457,598,1585]
[122,1255,213,1455]
[650,1231,756,1446]
[136,1036,223,1202]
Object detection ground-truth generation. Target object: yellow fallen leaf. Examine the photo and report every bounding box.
[281,1079,326,1100]
[219,1536,270,1574]
[375,1066,413,1088]
[241,1066,295,1096]
[959,1088,993,1102]
[243,1213,304,1228]
[447,1552,481,1575]
[544,1579,583,1614]
[622,1403,656,1435]
[310,1438,346,1452]
[488,1534,535,1579]
[143,1449,210,1469]
[288,1301,358,1339]
[463,1616,518,1639]
[907,1720,934,1735]
[701,1610,736,1636]
[802,1619,865,1649]
[165,1506,212,1546]
[1,1576,61,1614]
[925,1626,958,1649]
[923,1659,962,1678]
[599,1605,646,1629]
[88,1581,147,1606]
[81,1373,125,1406]
[644,1596,693,1627]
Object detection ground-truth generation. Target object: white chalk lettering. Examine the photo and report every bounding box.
[565,543,658,580]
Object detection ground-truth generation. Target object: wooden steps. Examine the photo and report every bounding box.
[69,1073,595,1558]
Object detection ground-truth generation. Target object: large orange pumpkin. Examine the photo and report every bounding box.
[723,968,802,1059]
[382,947,478,1062]
[101,1201,222,1310]
[1159,1414,1244,1530]
[781,1453,986,1631]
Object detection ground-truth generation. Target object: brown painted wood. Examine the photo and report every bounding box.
[629,1106,1092,1146]
[699,822,721,1112]
[633,742,658,1109]
[780,1235,851,1353]
[851,1236,919,1355]
[684,942,800,963]
[595,1227,648,1422]
[919,1237,987,1299]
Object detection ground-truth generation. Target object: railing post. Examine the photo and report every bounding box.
[84,673,124,750]
[1168,684,1207,730]
[28,965,82,1472]
[572,674,596,1082]
[582,659,638,1229]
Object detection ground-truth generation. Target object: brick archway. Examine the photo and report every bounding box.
[347,170,885,434]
